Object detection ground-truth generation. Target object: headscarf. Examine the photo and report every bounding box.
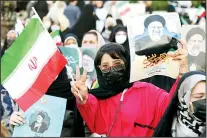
[101,16,116,40]
[33,1,49,20]
[67,4,97,41]
[109,25,129,52]
[116,19,124,26]
[87,30,106,49]
[1,30,19,57]
[64,33,81,47]
[153,71,206,137]
[172,73,206,137]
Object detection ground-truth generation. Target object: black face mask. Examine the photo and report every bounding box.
[192,98,206,122]
[102,65,126,86]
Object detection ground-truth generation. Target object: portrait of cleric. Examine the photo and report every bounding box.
[185,27,206,71]
[134,14,179,57]
[29,111,50,134]
[82,49,97,81]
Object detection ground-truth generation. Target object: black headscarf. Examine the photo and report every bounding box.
[33,1,49,20]
[116,19,124,26]
[71,43,133,136]
[109,25,130,52]
[66,4,97,41]
[153,71,206,137]
[63,33,81,47]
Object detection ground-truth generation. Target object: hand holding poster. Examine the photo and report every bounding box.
[181,25,206,72]
[12,95,66,137]
[127,13,182,82]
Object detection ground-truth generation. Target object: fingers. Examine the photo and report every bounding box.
[178,39,187,49]
[80,69,88,83]
[172,55,186,61]
[70,81,79,93]
[15,112,24,119]
[70,81,80,98]
[10,112,25,126]
[10,121,19,126]
[76,65,80,81]
[76,83,87,92]
[168,48,187,61]
[13,117,24,125]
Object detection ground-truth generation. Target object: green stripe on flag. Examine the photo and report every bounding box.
[1,18,44,84]
[50,30,59,38]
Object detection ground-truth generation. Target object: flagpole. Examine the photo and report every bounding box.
[31,7,48,31]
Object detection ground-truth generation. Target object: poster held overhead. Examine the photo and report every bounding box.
[127,12,182,82]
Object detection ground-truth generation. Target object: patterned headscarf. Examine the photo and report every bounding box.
[172,74,206,137]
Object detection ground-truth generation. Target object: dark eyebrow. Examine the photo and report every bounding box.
[192,92,205,96]
[101,62,109,65]
[113,59,122,63]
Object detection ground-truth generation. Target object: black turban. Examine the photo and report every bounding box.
[186,27,206,42]
[144,14,166,28]
[37,112,45,119]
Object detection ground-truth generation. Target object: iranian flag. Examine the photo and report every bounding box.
[50,30,63,46]
[1,16,67,111]
[197,6,206,18]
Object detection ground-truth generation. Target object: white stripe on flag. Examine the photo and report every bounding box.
[4,31,57,99]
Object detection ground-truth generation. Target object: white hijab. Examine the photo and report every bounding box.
[88,30,106,49]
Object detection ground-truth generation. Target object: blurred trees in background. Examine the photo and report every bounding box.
[1,1,17,42]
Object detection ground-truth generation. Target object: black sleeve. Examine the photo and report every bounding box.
[46,67,75,111]
[140,76,176,92]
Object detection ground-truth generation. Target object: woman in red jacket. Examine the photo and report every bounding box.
[71,43,187,136]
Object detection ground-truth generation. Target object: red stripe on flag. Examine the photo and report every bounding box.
[15,50,67,111]
[199,12,206,18]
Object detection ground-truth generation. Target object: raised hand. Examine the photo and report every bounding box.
[71,66,88,104]
[167,39,189,76]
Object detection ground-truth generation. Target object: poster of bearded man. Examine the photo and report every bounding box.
[181,25,206,72]
[127,12,182,82]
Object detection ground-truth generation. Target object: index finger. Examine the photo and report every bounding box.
[76,65,80,81]
[80,69,88,83]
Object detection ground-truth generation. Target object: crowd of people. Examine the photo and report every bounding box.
[1,0,206,137]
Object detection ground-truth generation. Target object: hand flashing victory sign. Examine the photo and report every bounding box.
[71,66,88,104]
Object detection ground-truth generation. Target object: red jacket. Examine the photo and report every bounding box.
[77,78,180,136]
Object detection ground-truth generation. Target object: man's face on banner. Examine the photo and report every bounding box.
[82,54,94,72]
[187,34,204,56]
[37,115,43,124]
[148,21,164,41]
